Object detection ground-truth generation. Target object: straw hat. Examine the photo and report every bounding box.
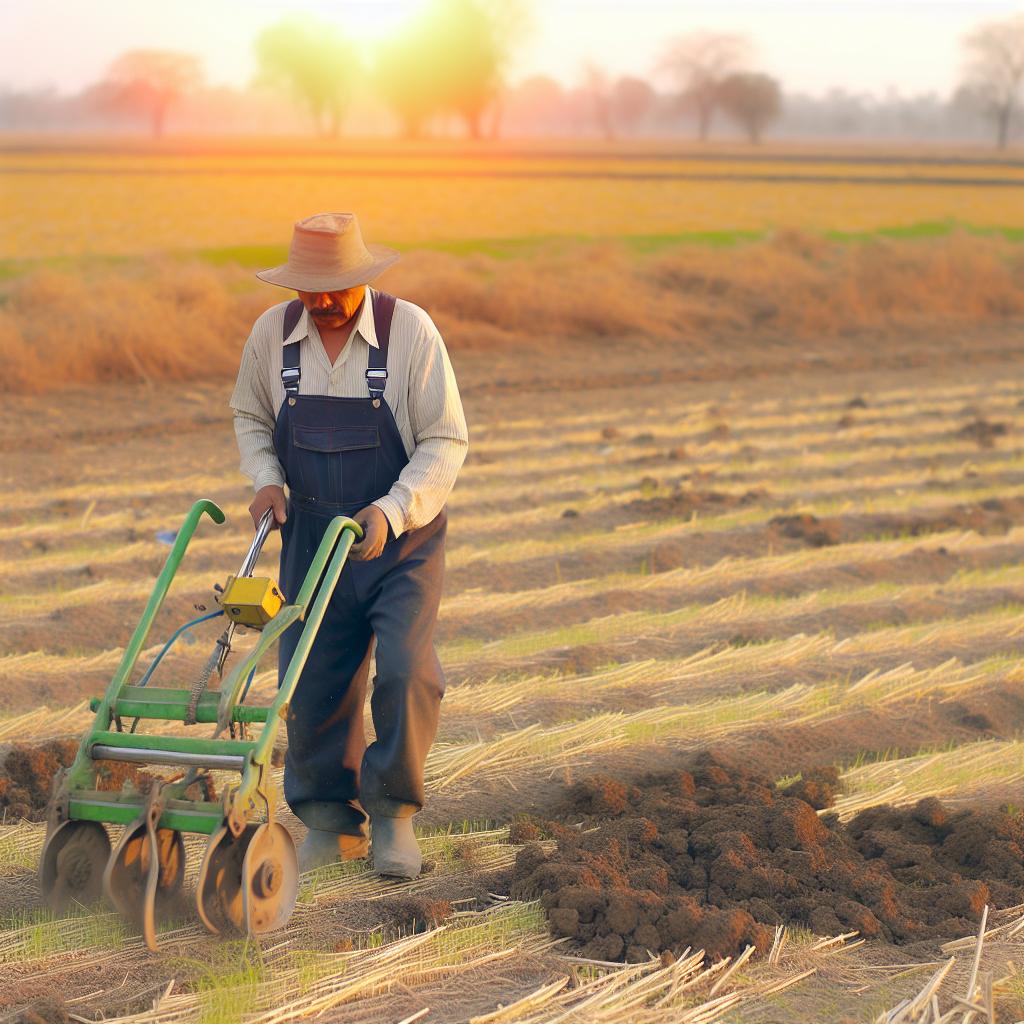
[256,212,401,291]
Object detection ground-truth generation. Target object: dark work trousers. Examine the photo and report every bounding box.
[272,293,447,834]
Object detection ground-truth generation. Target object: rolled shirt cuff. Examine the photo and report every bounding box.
[253,466,286,492]
[371,494,406,540]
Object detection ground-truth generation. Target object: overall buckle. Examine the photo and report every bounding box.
[365,368,387,400]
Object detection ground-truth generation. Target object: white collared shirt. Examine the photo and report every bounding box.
[229,285,469,538]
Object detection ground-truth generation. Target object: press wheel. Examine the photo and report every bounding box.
[103,818,185,951]
[243,822,298,934]
[196,823,297,936]
[39,820,111,914]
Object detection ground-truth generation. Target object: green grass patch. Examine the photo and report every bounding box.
[825,218,1024,244]
[172,939,268,1024]
[1,906,127,962]
[5,221,1022,284]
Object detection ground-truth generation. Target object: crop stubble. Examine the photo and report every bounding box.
[3,297,1024,1019]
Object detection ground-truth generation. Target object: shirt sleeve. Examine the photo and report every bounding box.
[371,312,469,537]
[230,326,286,493]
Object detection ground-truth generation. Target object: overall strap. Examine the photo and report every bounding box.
[280,298,304,395]
[367,290,397,401]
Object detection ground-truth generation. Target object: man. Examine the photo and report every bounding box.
[229,212,469,879]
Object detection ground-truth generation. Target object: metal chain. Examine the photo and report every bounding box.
[184,628,231,726]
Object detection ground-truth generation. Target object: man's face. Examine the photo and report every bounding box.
[298,286,365,331]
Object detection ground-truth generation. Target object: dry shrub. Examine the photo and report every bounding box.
[2,260,270,392]
[3,229,1023,393]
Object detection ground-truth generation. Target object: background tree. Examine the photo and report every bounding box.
[474,0,534,140]
[718,72,782,143]
[254,16,359,136]
[656,31,752,140]
[611,75,656,136]
[375,0,528,140]
[374,14,445,139]
[581,63,615,140]
[432,0,505,139]
[500,75,566,135]
[95,50,202,137]
[956,13,1024,148]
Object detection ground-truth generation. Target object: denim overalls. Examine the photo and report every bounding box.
[273,290,447,834]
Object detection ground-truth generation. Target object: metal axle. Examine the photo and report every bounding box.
[91,745,247,771]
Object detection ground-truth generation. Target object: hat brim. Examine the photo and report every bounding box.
[254,245,401,291]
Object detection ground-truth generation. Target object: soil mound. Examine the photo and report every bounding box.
[508,753,1024,964]
[625,486,768,521]
[0,740,213,821]
[769,497,1024,549]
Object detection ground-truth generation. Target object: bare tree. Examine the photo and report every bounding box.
[500,75,566,135]
[718,72,782,143]
[581,62,615,140]
[96,50,203,137]
[657,31,752,140]
[957,13,1024,148]
[611,76,656,136]
[255,16,359,136]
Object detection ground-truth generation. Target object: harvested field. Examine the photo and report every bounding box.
[4,329,1024,1021]
[4,157,1024,1015]
[3,140,1024,260]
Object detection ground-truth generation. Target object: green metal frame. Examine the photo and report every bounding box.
[59,498,364,835]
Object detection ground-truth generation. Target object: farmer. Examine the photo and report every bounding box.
[229,212,469,879]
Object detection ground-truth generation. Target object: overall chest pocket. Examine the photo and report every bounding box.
[290,423,380,504]
[292,424,379,453]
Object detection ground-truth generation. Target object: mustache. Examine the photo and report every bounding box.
[311,307,348,317]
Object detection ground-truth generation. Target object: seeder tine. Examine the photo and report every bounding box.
[102,791,185,951]
[196,823,246,935]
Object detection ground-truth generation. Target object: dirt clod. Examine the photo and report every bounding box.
[769,513,843,547]
[14,996,69,1024]
[509,753,1024,964]
[380,896,454,934]
[0,740,79,820]
[957,418,1008,447]
[781,766,841,810]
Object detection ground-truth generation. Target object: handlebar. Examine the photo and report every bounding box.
[238,507,275,579]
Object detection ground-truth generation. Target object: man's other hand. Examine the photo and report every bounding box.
[349,504,388,560]
[250,485,287,530]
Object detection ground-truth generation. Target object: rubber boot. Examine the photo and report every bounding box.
[370,816,422,879]
[298,828,369,872]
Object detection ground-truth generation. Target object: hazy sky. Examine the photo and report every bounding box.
[2,0,1020,98]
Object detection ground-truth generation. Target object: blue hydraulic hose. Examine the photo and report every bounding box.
[237,665,258,706]
[136,608,225,688]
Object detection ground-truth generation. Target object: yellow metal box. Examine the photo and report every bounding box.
[220,575,284,628]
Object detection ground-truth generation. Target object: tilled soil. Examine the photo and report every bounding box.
[507,752,1024,964]
[767,496,1024,549]
[0,740,212,821]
